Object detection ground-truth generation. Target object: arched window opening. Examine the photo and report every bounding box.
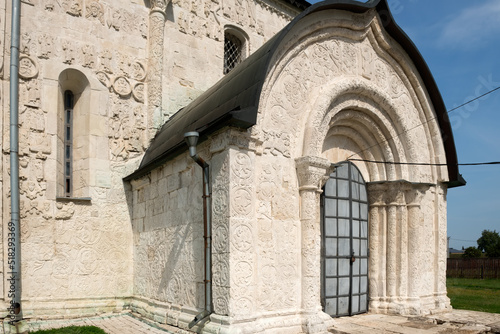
[64,90,74,197]
[223,31,244,74]
[57,69,91,200]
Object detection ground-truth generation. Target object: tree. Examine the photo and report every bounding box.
[477,230,500,258]
[462,246,482,259]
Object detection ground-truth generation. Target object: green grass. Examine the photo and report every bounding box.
[30,326,107,334]
[447,278,500,313]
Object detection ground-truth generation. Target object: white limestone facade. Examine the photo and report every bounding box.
[0,0,302,322]
[127,3,461,333]
[1,0,462,333]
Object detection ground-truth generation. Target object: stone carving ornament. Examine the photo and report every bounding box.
[151,0,169,12]
[63,0,82,16]
[86,0,105,25]
[19,55,38,79]
[132,83,145,103]
[112,76,132,97]
[96,71,110,88]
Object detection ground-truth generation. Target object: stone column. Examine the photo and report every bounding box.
[147,0,169,139]
[366,183,387,310]
[405,183,429,313]
[295,156,334,334]
[384,182,407,302]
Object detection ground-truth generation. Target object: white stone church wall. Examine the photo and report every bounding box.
[0,0,299,320]
[130,152,205,324]
[163,0,300,118]
[1,0,149,318]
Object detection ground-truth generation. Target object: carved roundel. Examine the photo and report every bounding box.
[233,261,253,286]
[232,153,252,179]
[232,224,252,252]
[213,187,229,215]
[76,248,99,275]
[19,55,38,79]
[213,224,229,253]
[132,61,147,81]
[96,71,110,88]
[232,188,252,216]
[112,76,132,97]
[132,83,145,103]
[215,295,229,315]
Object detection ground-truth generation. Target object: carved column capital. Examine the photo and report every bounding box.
[295,156,334,192]
[150,0,170,14]
[405,183,433,207]
[366,182,387,206]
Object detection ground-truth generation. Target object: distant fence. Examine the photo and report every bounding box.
[447,258,500,279]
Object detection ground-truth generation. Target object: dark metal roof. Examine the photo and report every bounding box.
[125,0,464,187]
[282,0,311,11]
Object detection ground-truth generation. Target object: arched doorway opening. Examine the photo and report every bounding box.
[321,161,369,317]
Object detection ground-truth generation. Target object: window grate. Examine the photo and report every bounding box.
[64,90,74,197]
[224,33,242,74]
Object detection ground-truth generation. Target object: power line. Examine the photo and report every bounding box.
[346,85,500,160]
[449,238,477,243]
[446,85,500,114]
[347,158,500,167]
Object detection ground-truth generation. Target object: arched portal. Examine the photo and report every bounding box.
[321,161,369,317]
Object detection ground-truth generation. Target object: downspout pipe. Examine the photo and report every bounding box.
[184,132,213,328]
[8,0,22,323]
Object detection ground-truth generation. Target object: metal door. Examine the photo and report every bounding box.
[321,162,369,317]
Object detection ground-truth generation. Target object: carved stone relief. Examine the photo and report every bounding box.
[81,44,96,68]
[63,0,82,16]
[85,0,105,25]
[109,98,146,160]
[112,76,132,97]
[61,39,75,64]
[19,55,38,79]
[38,33,54,59]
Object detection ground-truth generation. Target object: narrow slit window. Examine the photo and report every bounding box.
[64,90,74,197]
[223,32,243,74]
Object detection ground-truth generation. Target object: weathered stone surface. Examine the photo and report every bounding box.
[1,1,456,334]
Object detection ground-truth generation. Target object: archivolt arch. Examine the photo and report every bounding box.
[256,7,449,184]
[302,79,426,182]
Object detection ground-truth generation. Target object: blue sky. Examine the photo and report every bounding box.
[308,0,500,250]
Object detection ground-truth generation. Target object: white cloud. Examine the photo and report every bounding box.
[438,1,500,49]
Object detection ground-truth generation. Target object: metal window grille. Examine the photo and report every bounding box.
[224,33,242,74]
[321,162,369,317]
[64,90,74,197]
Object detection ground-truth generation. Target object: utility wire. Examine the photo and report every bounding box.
[347,158,500,167]
[346,85,500,160]
[449,238,477,243]
[446,85,500,114]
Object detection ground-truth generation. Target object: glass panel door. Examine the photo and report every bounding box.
[321,162,369,317]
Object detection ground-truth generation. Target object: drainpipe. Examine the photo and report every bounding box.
[184,132,212,328]
[8,0,22,324]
